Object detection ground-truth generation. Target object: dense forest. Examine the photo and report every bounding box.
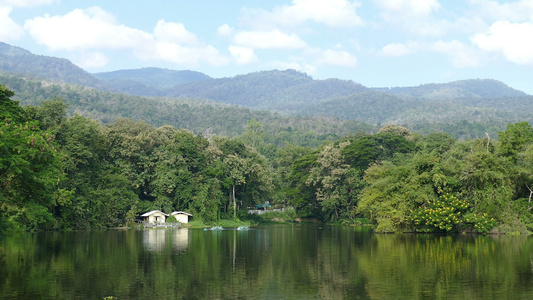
[2,85,533,235]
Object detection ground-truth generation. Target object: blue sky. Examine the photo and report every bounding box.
[1,0,532,94]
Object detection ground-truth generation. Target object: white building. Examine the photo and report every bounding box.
[171,211,193,223]
[141,210,169,224]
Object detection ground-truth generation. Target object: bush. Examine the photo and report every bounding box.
[408,193,496,233]
[166,215,178,223]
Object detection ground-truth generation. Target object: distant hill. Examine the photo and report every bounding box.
[166,70,369,109]
[373,79,526,99]
[300,91,421,124]
[3,41,533,140]
[166,69,314,106]
[0,72,374,141]
[93,67,211,95]
[0,42,101,88]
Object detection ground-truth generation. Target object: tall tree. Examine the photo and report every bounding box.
[0,87,64,231]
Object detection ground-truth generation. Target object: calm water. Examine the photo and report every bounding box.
[0,225,532,300]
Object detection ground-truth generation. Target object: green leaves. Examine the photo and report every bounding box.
[409,193,467,232]
[0,84,24,123]
[0,115,63,231]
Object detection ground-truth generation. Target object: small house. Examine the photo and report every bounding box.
[171,211,193,223]
[141,210,169,224]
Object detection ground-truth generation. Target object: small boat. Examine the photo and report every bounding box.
[204,226,223,231]
[237,226,249,231]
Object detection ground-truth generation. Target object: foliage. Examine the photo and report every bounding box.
[166,215,178,223]
[409,193,469,232]
[3,77,533,234]
[462,212,497,234]
[0,87,64,231]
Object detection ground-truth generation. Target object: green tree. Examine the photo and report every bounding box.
[0,88,64,231]
[343,132,417,170]
[498,122,533,160]
[306,141,360,220]
[0,85,25,123]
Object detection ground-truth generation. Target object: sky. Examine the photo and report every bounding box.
[1,0,533,94]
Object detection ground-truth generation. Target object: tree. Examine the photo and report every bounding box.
[306,141,360,220]
[0,87,64,231]
[343,132,417,170]
[0,84,25,123]
[498,122,533,161]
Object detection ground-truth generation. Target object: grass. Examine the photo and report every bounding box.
[184,219,253,229]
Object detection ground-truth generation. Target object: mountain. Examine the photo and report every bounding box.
[93,67,211,95]
[0,72,374,141]
[165,70,370,110]
[373,79,527,100]
[0,42,101,88]
[2,41,533,140]
[166,69,314,106]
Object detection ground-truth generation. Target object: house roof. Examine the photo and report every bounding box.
[171,211,193,216]
[141,210,169,217]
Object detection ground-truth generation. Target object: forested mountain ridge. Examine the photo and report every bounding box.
[373,79,527,99]
[2,42,529,107]
[93,68,212,95]
[0,72,375,142]
[0,42,101,88]
[2,41,533,140]
[164,70,371,109]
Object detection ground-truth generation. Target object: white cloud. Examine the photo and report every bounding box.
[373,0,440,17]
[76,51,109,69]
[307,48,357,67]
[430,40,481,68]
[472,21,533,65]
[23,6,229,68]
[318,49,357,67]
[241,0,363,29]
[0,6,24,41]
[233,29,307,49]
[373,0,446,36]
[0,0,57,7]
[150,42,229,67]
[381,40,481,67]
[229,46,257,65]
[24,7,150,51]
[217,24,233,37]
[470,0,533,23]
[154,20,199,45]
[275,0,364,27]
[381,43,413,56]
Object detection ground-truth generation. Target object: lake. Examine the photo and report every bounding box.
[1,225,532,299]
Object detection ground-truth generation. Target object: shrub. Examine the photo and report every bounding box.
[166,215,178,223]
[408,193,496,233]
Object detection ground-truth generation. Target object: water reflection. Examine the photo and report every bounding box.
[142,229,189,252]
[0,226,532,300]
[173,228,189,252]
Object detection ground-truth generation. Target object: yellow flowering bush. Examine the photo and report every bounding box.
[408,192,497,233]
[408,193,466,232]
[463,212,496,234]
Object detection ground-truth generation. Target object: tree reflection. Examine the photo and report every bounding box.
[0,227,532,299]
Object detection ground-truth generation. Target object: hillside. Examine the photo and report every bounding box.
[0,73,374,141]
[374,79,527,99]
[0,42,101,88]
[2,42,533,140]
[166,69,314,106]
[93,67,212,95]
